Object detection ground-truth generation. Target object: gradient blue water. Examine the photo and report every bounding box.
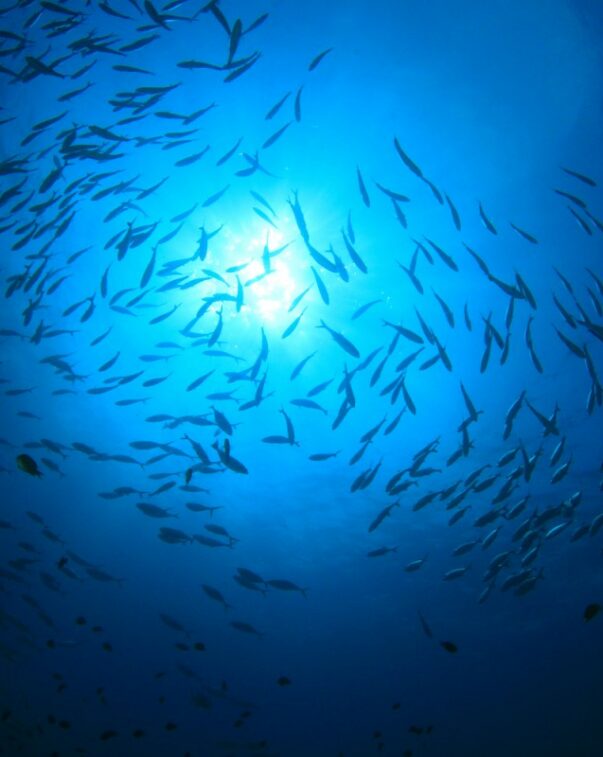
[1,1,602,755]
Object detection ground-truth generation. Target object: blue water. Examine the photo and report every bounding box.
[1,1,602,755]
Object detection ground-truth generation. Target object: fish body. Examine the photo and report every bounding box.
[16,454,42,477]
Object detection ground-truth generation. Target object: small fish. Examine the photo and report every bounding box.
[352,299,381,320]
[16,454,42,477]
[308,451,340,461]
[290,352,316,381]
[159,527,191,545]
[341,230,368,274]
[202,185,230,207]
[267,579,308,597]
[308,48,333,71]
[510,222,538,244]
[368,502,400,532]
[262,122,292,150]
[356,167,370,207]
[282,308,306,339]
[417,610,433,638]
[230,620,263,637]
[294,86,303,122]
[424,238,459,272]
[202,584,232,611]
[561,166,596,187]
[445,193,461,230]
[567,205,592,235]
[478,202,497,234]
[404,555,427,572]
[212,441,248,475]
[443,566,471,581]
[137,503,175,519]
[317,320,360,358]
[265,92,291,120]
[216,137,242,166]
[367,546,397,558]
[584,603,601,622]
[312,267,330,305]
[393,138,423,178]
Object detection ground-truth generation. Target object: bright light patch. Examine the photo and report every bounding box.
[220,224,300,323]
[245,258,298,321]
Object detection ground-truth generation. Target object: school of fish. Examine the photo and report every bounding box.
[1,1,602,755]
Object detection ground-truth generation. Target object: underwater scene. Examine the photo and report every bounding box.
[1,0,603,755]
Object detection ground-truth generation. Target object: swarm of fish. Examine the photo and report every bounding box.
[0,0,602,754]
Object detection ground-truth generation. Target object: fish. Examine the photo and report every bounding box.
[187,370,215,392]
[384,409,405,435]
[561,166,596,186]
[417,610,433,639]
[212,441,248,475]
[510,222,539,244]
[202,184,230,207]
[202,584,232,611]
[374,182,409,203]
[367,546,397,558]
[294,86,303,122]
[86,567,123,584]
[308,48,333,71]
[368,502,400,532]
[137,503,175,519]
[584,603,601,622]
[224,52,262,84]
[404,555,428,572]
[212,406,233,435]
[194,534,230,549]
[341,230,368,274]
[308,451,340,461]
[176,148,210,168]
[262,121,292,150]
[503,390,526,439]
[265,92,292,122]
[282,307,306,339]
[356,167,370,207]
[383,319,424,344]
[478,202,497,234]
[567,206,592,235]
[230,620,264,637]
[16,453,42,477]
[352,299,381,320]
[444,193,461,230]
[459,382,482,424]
[290,352,316,381]
[424,237,459,272]
[267,579,308,597]
[311,266,330,305]
[443,566,471,580]
[291,398,327,414]
[317,320,360,357]
[393,138,423,178]
[158,527,191,545]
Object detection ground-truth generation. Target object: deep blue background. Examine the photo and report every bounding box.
[1,1,602,755]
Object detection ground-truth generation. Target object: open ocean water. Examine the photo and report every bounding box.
[1,1,603,755]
